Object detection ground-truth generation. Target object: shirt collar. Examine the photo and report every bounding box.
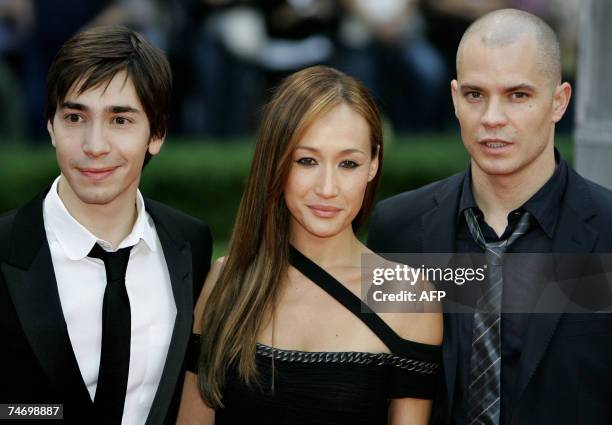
[457,148,567,238]
[457,166,478,223]
[521,149,567,237]
[43,176,157,260]
[117,190,158,252]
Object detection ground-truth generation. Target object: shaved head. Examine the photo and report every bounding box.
[456,9,561,85]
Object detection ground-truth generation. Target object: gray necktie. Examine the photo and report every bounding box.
[464,208,531,425]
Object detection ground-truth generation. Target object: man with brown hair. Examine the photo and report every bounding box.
[0,26,212,425]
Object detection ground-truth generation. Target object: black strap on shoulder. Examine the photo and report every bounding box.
[185,333,201,374]
[288,245,405,354]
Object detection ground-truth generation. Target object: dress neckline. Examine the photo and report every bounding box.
[287,245,441,357]
[254,341,390,356]
[253,342,439,374]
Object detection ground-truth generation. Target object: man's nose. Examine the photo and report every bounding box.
[481,97,508,128]
[82,121,111,157]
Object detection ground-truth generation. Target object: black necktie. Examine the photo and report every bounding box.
[464,209,530,425]
[88,243,132,425]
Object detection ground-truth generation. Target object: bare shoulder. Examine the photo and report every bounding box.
[379,286,443,346]
[383,310,443,346]
[209,256,226,282]
[363,251,443,346]
[193,257,226,332]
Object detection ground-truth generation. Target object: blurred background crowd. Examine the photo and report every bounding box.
[0,0,579,144]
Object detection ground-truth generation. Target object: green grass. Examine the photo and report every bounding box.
[0,133,575,257]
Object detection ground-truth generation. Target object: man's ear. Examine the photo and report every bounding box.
[147,134,165,156]
[552,82,572,123]
[47,120,56,147]
[450,80,459,118]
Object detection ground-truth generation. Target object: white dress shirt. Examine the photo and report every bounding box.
[43,176,176,425]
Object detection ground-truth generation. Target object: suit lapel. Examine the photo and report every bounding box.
[421,173,462,254]
[145,202,193,425]
[513,169,598,407]
[421,172,465,414]
[2,192,93,409]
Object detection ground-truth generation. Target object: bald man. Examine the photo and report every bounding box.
[368,8,612,425]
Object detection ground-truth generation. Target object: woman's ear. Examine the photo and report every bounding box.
[368,145,380,182]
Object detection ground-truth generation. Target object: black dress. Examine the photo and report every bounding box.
[216,246,442,425]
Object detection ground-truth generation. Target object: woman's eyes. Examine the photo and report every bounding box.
[339,160,359,169]
[296,157,317,166]
[295,158,360,168]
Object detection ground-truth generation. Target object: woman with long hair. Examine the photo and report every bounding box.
[177,65,442,424]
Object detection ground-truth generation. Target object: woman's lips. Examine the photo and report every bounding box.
[308,205,342,218]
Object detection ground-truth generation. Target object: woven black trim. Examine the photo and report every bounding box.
[255,343,439,375]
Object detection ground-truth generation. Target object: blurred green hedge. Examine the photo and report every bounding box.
[0,135,573,244]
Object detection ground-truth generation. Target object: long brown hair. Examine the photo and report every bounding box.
[198,66,383,408]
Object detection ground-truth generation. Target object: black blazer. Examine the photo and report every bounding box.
[0,191,213,425]
[367,164,612,425]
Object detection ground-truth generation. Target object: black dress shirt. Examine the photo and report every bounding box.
[451,150,568,425]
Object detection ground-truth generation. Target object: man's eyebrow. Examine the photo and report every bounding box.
[61,101,88,111]
[106,105,141,114]
[459,83,538,92]
[505,83,537,92]
[459,83,484,92]
[59,103,141,114]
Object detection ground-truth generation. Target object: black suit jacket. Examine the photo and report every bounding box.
[367,165,612,425]
[0,191,212,425]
